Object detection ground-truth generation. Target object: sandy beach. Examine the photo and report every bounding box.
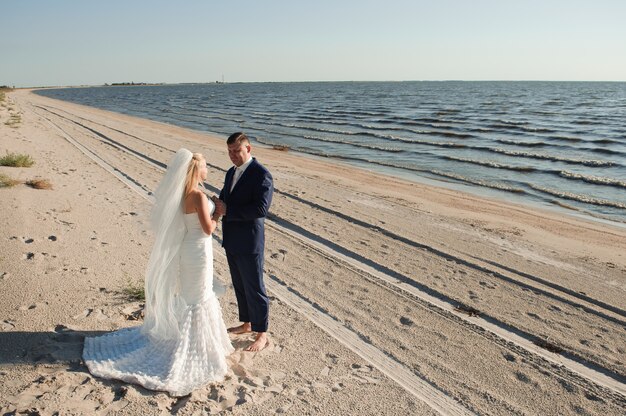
[1,88,625,415]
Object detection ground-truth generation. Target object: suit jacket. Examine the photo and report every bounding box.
[219,158,273,254]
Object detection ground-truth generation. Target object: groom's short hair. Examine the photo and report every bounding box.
[227,132,250,146]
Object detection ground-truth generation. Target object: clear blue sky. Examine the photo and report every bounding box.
[2,0,625,87]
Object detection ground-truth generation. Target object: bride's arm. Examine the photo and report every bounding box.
[194,191,217,236]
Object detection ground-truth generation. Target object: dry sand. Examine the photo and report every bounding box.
[1,89,625,415]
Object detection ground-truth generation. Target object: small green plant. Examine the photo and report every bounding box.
[0,152,34,167]
[0,173,21,187]
[123,280,145,301]
[25,178,52,189]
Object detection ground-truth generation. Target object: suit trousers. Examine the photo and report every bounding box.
[226,251,269,332]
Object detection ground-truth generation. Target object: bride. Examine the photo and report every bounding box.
[83,149,234,396]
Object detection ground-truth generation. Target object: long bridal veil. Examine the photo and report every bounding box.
[142,148,192,340]
[84,147,234,396]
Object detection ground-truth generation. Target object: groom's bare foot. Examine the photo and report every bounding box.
[245,332,268,352]
[227,323,252,334]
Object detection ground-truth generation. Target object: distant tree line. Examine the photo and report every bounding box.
[105,82,164,86]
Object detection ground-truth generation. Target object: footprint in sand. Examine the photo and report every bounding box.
[275,403,294,413]
[479,280,497,289]
[1,320,16,331]
[201,348,285,411]
[503,353,517,362]
[270,251,286,261]
[346,363,380,384]
[514,371,533,385]
[93,309,110,321]
[331,382,345,392]
[3,371,131,415]
[19,302,48,311]
[325,352,339,365]
[72,308,93,320]
[291,386,311,396]
[399,316,414,327]
[120,304,144,321]
[526,312,542,320]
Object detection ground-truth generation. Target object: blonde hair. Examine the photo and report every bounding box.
[184,153,205,197]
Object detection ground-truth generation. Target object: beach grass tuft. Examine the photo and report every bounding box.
[0,152,35,167]
[4,113,22,127]
[123,280,145,301]
[25,178,52,190]
[0,86,9,103]
[0,173,21,187]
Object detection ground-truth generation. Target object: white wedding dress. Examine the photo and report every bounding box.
[83,204,234,397]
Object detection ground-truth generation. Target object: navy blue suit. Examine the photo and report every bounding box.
[219,158,273,332]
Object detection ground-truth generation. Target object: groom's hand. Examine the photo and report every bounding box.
[212,196,227,217]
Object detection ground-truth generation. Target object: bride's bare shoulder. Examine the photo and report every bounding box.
[190,189,209,206]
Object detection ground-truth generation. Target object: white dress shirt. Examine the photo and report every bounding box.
[230,156,253,192]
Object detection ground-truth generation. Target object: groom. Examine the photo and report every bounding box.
[217,132,274,352]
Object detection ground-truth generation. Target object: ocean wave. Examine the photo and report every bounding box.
[300,134,403,152]
[376,135,622,164]
[490,148,617,167]
[444,156,537,172]
[434,109,461,116]
[591,138,622,145]
[587,147,626,156]
[254,136,526,194]
[247,124,420,151]
[275,123,360,136]
[486,122,554,134]
[550,135,582,142]
[322,109,386,117]
[256,119,477,143]
[412,117,441,123]
[424,130,473,139]
[529,185,626,209]
[495,139,546,147]
[382,135,468,148]
[518,125,556,134]
[430,171,527,193]
[572,119,603,125]
[251,111,278,117]
[558,171,626,189]
[495,119,529,126]
[494,138,625,156]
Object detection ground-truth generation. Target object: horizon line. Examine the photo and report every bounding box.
[13,79,626,89]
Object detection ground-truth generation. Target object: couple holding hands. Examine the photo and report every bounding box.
[83,132,274,397]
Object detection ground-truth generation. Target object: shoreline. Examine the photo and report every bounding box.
[1,89,625,415]
[30,88,626,231]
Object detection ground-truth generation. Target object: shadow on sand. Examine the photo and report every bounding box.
[0,325,106,368]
